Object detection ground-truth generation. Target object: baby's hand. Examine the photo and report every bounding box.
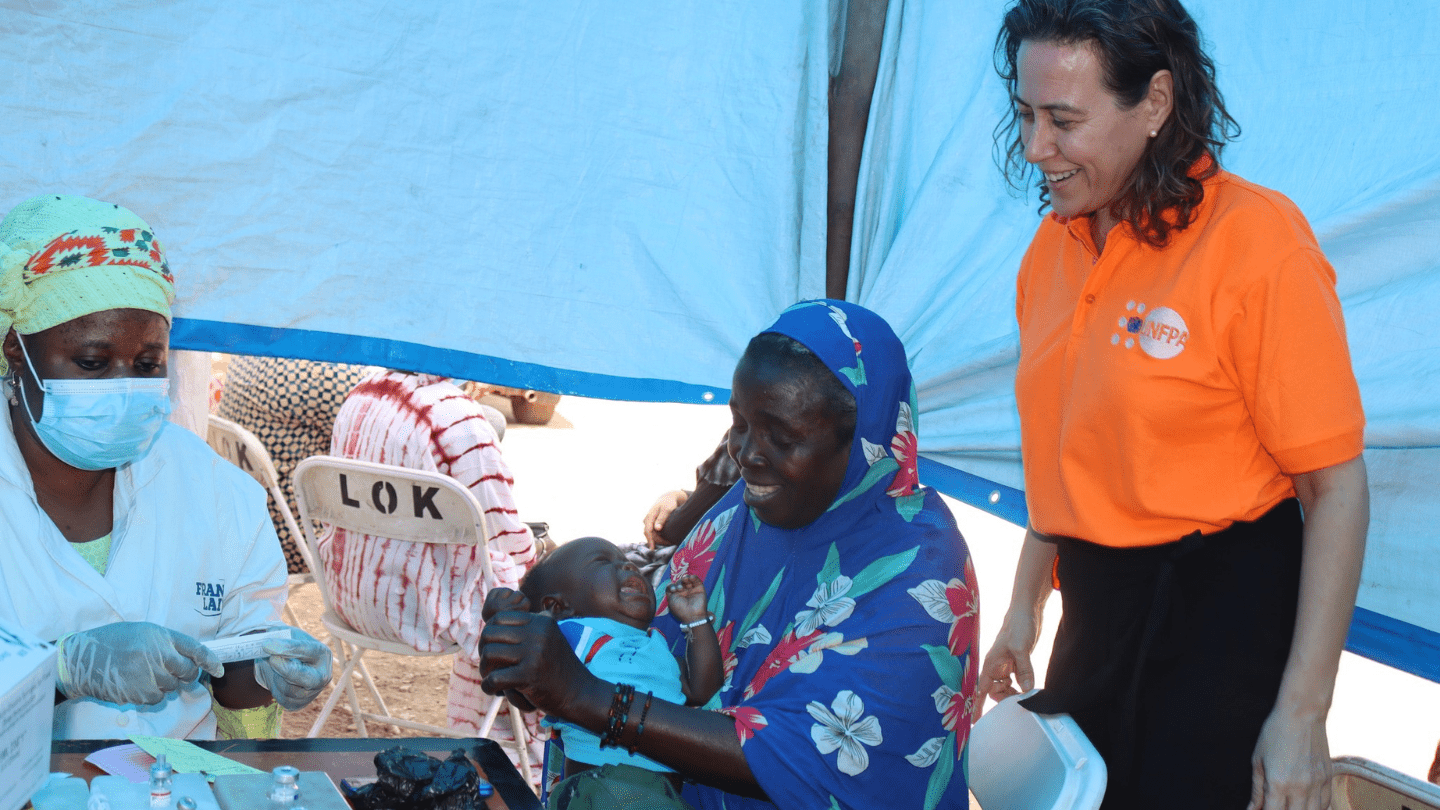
[666,575,710,623]
[482,587,531,622]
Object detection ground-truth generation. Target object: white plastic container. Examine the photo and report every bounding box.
[968,692,1107,810]
[0,621,56,810]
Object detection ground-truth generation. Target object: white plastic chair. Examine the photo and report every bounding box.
[292,455,530,776]
[205,415,316,626]
[1331,755,1440,810]
[969,693,1107,810]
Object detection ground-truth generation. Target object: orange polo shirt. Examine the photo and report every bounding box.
[1015,165,1365,547]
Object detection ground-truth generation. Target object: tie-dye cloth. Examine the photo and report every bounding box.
[318,370,544,778]
[653,300,979,810]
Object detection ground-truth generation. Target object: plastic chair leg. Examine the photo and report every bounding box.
[482,701,535,792]
[513,711,532,793]
[347,648,369,737]
[478,696,503,738]
[307,646,364,737]
[327,638,345,675]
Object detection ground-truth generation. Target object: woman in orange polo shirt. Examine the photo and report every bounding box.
[978,1,1369,809]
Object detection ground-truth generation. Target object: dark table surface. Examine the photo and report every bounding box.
[50,737,542,810]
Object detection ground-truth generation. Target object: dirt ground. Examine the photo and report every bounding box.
[278,581,456,739]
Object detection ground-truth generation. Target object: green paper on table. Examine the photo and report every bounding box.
[129,735,266,775]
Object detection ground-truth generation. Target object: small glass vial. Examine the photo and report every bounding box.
[269,765,301,803]
[148,755,173,808]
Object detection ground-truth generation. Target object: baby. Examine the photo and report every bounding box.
[485,537,721,807]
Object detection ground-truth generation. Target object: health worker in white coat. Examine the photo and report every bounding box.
[0,194,332,739]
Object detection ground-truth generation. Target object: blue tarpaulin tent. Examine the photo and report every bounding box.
[1,0,1435,679]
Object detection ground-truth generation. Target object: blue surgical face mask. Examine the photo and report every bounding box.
[14,334,171,471]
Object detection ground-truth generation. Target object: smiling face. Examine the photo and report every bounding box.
[536,537,656,630]
[4,308,169,424]
[1015,39,1172,237]
[727,353,852,530]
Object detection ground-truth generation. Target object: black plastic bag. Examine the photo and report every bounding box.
[339,780,402,810]
[422,750,478,801]
[375,747,442,797]
[342,746,491,810]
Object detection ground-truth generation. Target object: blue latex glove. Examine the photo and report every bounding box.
[253,626,332,710]
[58,621,223,705]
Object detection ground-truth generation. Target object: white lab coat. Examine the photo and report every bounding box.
[0,406,286,739]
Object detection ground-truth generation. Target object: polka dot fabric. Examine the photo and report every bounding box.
[216,356,376,573]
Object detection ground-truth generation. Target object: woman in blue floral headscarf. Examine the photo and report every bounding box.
[480,300,977,809]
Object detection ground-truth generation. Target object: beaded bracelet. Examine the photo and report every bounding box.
[598,683,634,748]
[628,691,655,755]
[598,683,636,748]
[679,613,714,631]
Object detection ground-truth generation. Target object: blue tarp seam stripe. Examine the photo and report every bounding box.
[918,456,1028,525]
[172,319,726,404]
[1346,607,1440,682]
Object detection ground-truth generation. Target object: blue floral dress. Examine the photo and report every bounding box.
[653,300,978,810]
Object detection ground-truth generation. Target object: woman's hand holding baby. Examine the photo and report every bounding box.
[482,587,531,622]
[480,587,541,713]
[666,574,709,624]
[480,603,607,720]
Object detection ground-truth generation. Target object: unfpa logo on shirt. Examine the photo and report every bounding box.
[195,581,226,617]
[1112,301,1188,359]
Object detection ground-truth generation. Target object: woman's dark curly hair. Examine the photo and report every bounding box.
[994,0,1240,247]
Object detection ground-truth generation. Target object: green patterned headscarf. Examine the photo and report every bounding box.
[0,195,175,374]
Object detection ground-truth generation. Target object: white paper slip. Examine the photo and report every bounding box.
[84,743,153,782]
[202,630,291,663]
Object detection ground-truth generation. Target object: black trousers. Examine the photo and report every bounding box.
[1022,499,1303,810]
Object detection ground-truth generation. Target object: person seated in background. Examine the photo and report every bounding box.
[0,194,331,739]
[317,368,541,767]
[216,356,377,575]
[486,537,721,808]
[480,300,978,810]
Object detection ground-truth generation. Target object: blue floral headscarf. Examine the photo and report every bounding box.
[652,300,979,810]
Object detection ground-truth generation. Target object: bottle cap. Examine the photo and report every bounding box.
[149,755,173,779]
[272,765,300,782]
[269,765,302,801]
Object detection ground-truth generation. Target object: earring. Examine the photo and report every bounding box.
[1149,130,1158,138]
[3,373,16,407]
